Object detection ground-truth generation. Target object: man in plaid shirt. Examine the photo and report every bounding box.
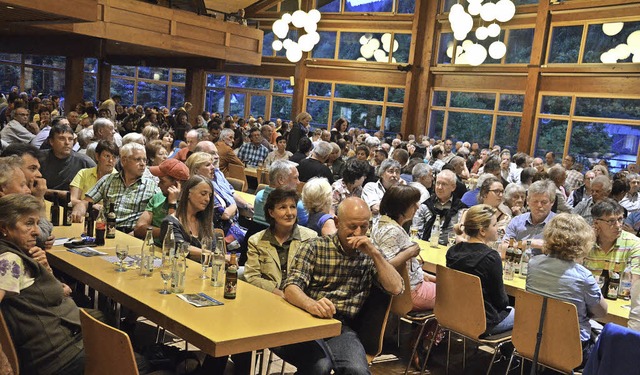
[237,127,269,167]
[279,197,404,374]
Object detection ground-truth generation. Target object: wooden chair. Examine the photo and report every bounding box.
[391,265,435,375]
[296,181,305,195]
[424,265,512,375]
[256,167,269,185]
[352,284,393,365]
[255,184,269,194]
[0,312,19,375]
[506,290,583,374]
[227,163,249,192]
[227,177,247,193]
[79,308,140,375]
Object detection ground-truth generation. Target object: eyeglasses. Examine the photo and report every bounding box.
[596,217,624,226]
[129,157,147,164]
[488,189,504,195]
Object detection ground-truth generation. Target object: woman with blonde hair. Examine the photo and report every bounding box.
[447,204,514,335]
[302,177,337,236]
[286,111,311,153]
[526,213,607,364]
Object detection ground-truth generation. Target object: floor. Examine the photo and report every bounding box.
[132,317,559,375]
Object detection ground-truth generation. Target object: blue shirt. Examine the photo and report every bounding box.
[503,211,556,244]
[461,188,479,207]
[526,255,602,341]
[254,186,309,226]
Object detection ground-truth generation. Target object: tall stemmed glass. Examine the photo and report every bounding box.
[200,236,212,279]
[159,251,173,294]
[115,244,129,272]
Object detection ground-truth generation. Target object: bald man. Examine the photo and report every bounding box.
[279,197,403,374]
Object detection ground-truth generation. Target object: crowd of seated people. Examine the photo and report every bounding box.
[2,87,640,374]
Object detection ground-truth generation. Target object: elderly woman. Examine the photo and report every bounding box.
[302,178,337,236]
[69,140,117,206]
[372,185,436,311]
[447,204,514,335]
[503,183,526,217]
[0,194,82,374]
[159,175,214,258]
[527,213,607,364]
[362,159,403,220]
[186,152,241,242]
[331,158,370,212]
[145,140,168,167]
[245,188,317,297]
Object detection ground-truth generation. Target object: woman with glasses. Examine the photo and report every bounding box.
[455,176,511,241]
[583,198,640,276]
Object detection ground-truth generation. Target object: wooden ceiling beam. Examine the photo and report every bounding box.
[245,0,283,18]
[0,0,97,23]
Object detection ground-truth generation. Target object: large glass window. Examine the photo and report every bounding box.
[429,89,523,147]
[548,26,583,64]
[535,93,640,172]
[437,27,534,65]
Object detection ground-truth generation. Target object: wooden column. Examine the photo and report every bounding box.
[185,67,206,116]
[291,59,307,121]
[404,0,439,138]
[518,0,551,153]
[64,57,84,114]
[97,60,112,102]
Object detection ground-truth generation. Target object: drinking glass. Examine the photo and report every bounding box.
[200,236,212,279]
[447,232,457,247]
[159,253,173,294]
[211,236,226,287]
[410,225,419,240]
[115,245,129,272]
[180,242,190,267]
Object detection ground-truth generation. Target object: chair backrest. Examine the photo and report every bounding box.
[352,285,393,364]
[434,265,487,339]
[511,290,583,373]
[227,163,249,188]
[79,308,139,375]
[256,184,269,194]
[390,264,413,317]
[257,167,269,185]
[0,312,19,375]
[227,177,247,192]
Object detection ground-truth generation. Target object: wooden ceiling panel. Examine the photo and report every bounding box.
[0,0,97,24]
[203,0,262,14]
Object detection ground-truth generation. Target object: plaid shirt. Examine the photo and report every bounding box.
[583,230,640,275]
[237,142,270,167]
[283,234,377,322]
[85,172,161,231]
[564,170,584,194]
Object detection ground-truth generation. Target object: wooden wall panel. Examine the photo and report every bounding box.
[539,75,640,96]
[432,74,527,92]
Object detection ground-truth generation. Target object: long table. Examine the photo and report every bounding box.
[417,239,630,326]
[48,224,341,357]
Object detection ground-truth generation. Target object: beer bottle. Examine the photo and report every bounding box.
[95,207,106,246]
[63,191,72,226]
[106,202,117,239]
[224,252,238,299]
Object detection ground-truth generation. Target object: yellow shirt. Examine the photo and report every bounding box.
[69,166,117,196]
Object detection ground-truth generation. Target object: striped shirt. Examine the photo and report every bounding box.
[283,234,377,322]
[85,172,161,231]
[583,231,640,275]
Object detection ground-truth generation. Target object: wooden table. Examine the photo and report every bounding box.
[49,224,341,357]
[236,191,255,206]
[417,239,630,326]
[244,167,257,178]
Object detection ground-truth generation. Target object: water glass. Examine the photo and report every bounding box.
[447,232,457,247]
[159,253,173,294]
[115,245,128,272]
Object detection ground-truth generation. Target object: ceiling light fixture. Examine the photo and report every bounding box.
[271,2,321,63]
